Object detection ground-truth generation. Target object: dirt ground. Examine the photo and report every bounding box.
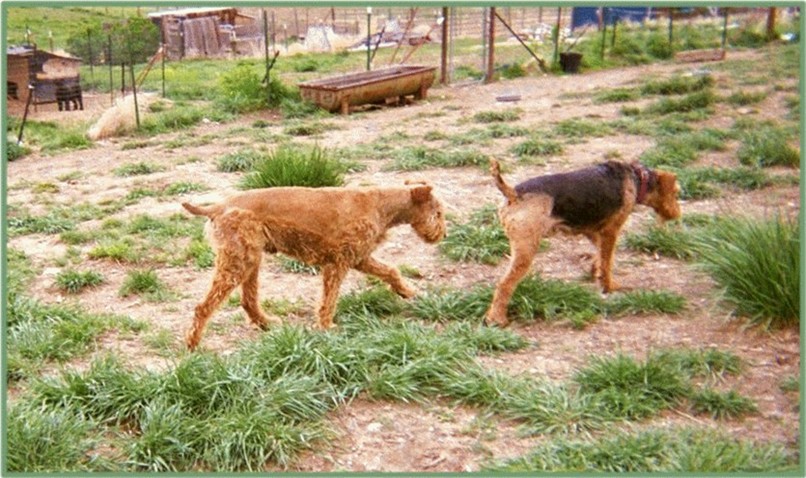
[5,47,800,472]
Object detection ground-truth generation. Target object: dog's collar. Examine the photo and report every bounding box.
[631,163,650,205]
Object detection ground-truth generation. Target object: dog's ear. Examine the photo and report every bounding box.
[410,184,433,204]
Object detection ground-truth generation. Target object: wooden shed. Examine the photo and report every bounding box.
[148,7,257,60]
[7,46,83,110]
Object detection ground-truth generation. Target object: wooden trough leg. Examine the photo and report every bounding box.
[415,83,428,100]
[340,96,350,115]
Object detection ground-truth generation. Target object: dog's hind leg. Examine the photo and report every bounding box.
[317,264,349,330]
[186,260,245,351]
[240,263,282,330]
[355,256,416,298]
[486,197,554,327]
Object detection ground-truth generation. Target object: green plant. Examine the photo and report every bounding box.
[606,290,686,316]
[737,125,800,168]
[241,145,346,189]
[695,215,799,328]
[690,389,757,420]
[510,137,563,160]
[55,269,105,294]
[575,353,690,420]
[119,269,172,301]
[439,204,510,265]
[217,149,262,172]
[113,161,164,177]
[472,108,521,123]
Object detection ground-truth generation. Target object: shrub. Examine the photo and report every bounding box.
[695,215,799,328]
[216,63,267,114]
[510,137,563,160]
[241,145,346,189]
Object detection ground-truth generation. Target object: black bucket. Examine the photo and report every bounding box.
[559,52,583,73]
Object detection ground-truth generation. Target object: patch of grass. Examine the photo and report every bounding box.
[217,149,263,172]
[488,427,794,473]
[554,118,614,138]
[594,87,639,103]
[386,146,488,171]
[646,90,716,115]
[336,285,406,319]
[737,125,800,168]
[606,290,686,316]
[88,238,139,263]
[113,161,165,177]
[639,137,698,169]
[241,145,346,189]
[163,181,207,196]
[119,269,173,302]
[641,74,714,95]
[690,389,758,420]
[652,348,743,380]
[410,285,492,322]
[510,137,563,160]
[695,215,799,328]
[472,108,521,123]
[575,353,690,420]
[508,275,602,327]
[675,166,771,200]
[7,298,118,381]
[6,402,96,472]
[283,121,330,136]
[185,239,214,269]
[438,204,509,265]
[623,222,697,261]
[726,89,768,106]
[55,269,105,294]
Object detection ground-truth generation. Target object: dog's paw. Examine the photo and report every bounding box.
[484,315,510,328]
[397,285,417,299]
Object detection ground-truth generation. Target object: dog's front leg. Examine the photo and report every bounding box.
[598,230,621,293]
[355,256,416,298]
[317,264,349,329]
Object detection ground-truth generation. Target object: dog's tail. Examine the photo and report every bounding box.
[490,159,519,205]
[182,202,225,219]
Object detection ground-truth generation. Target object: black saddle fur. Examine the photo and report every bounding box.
[515,161,638,229]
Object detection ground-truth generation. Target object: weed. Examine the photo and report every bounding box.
[690,389,758,420]
[737,125,800,168]
[113,161,164,177]
[472,108,521,123]
[386,146,488,171]
[217,149,262,172]
[641,74,714,95]
[55,269,105,294]
[652,348,743,380]
[510,137,563,160]
[119,269,173,302]
[623,222,697,260]
[606,290,686,316]
[695,215,799,327]
[439,204,510,265]
[241,145,346,189]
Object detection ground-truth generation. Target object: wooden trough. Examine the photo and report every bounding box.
[298,65,436,115]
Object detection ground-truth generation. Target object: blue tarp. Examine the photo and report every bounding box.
[571,7,657,30]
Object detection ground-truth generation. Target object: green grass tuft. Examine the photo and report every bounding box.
[241,145,346,189]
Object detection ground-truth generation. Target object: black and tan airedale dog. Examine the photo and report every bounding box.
[486,159,681,327]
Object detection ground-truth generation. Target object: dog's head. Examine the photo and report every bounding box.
[406,182,447,243]
[645,170,682,222]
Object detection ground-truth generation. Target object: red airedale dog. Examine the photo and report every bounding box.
[486,159,681,327]
[182,183,446,350]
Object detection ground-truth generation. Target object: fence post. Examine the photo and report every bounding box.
[440,6,448,84]
[721,7,729,49]
[87,28,95,83]
[485,7,496,84]
[766,7,777,41]
[601,7,607,60]
[366,7,372,71]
